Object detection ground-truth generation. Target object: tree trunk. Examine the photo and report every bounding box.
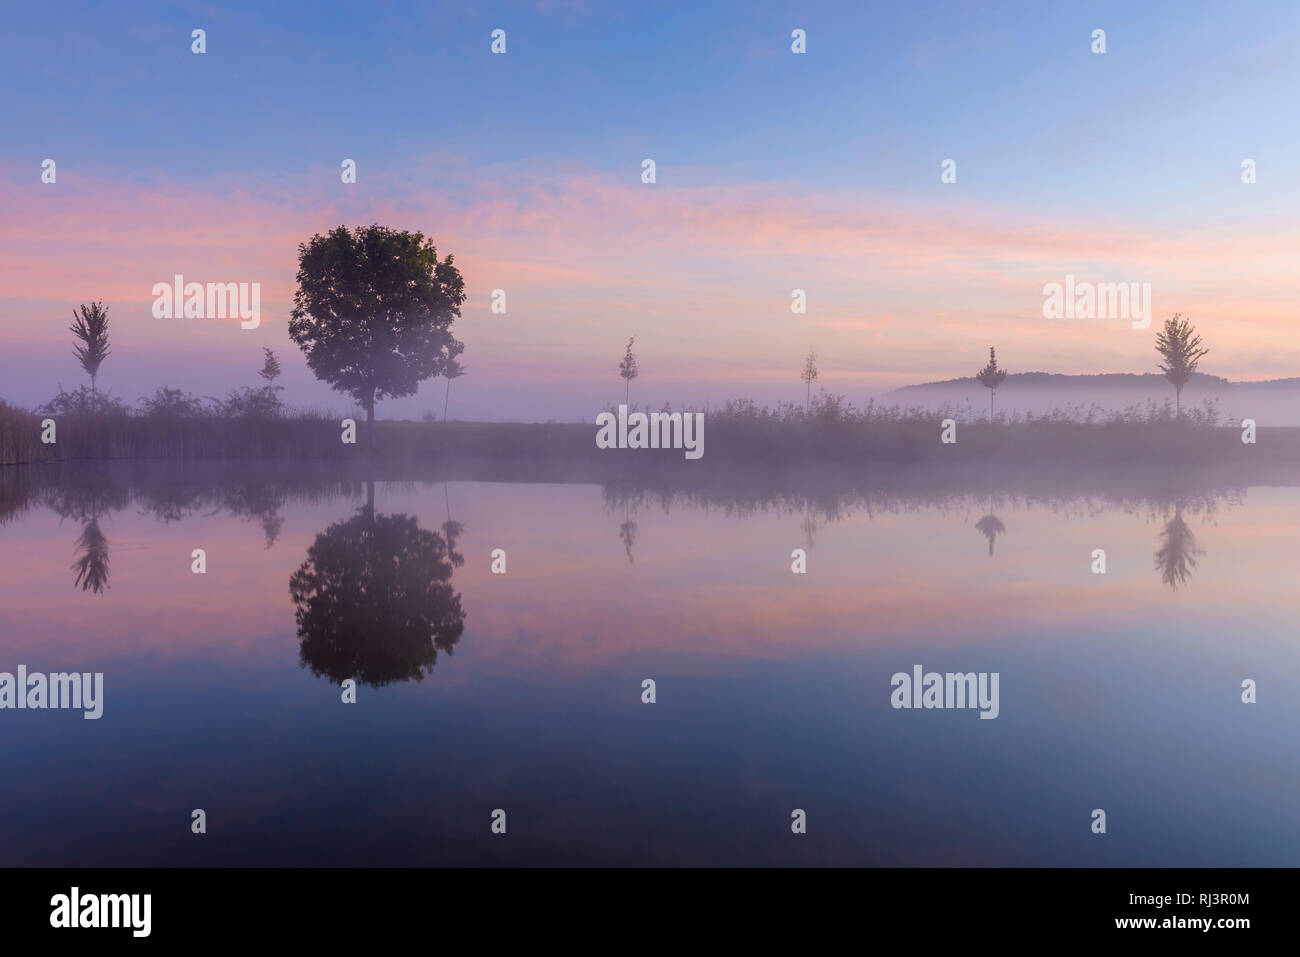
[366,385,376,451]
[444,376,451,422]
[625,379,629,405]
[990,389,994,420]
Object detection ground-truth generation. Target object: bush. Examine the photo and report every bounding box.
[217,385,284,420]
[138,387,213,418]
[37,386,130,418]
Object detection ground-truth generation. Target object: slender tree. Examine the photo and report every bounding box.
[1154,314,1209,418]
[800,347,819,410]
[619,337,639,404]
[70,301,111,395]
[974,347,1008,419]
[288,225,466,449]
[442,349,466,422]
[258,347,282,386]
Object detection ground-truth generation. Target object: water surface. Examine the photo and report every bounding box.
[1,465,1295,865]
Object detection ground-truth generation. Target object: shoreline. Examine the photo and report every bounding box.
[2,416,1295,469]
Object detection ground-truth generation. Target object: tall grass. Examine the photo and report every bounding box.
[1,390,1293,469]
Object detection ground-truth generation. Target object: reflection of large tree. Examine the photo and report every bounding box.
[1154,506,1204,590]
[289,504,466,687]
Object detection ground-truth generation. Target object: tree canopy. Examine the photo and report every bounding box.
[287,225,466,427]
[1154,314,1209,396]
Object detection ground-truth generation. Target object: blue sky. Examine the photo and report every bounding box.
[3,1,1300,420]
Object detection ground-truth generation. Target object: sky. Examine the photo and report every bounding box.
[3,0,1300,421]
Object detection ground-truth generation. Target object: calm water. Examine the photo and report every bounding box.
[1,465,1296,866]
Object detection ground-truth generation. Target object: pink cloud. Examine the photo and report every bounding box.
[5,157,1300,401]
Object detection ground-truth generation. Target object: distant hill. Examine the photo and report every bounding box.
[883,372,1300,425]
[889,371,1300,394]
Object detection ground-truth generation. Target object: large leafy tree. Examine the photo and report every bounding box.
[288,225,466,445]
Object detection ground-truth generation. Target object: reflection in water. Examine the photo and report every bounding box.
[6,461,1300,867]
[2,461,1245,600]
[72,518,110,593]
[975,495,1005,557]
[442,482,465,569]
[618,498,638,565]
[608,492,643,564]
[1154,506,1205,590]
[289,494,466,687]
[800,511,819,550]
[974,513,1005,556]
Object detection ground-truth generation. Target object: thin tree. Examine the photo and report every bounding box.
[442,349,466,422]
[1154,314,1209,418]
[288,225,466,449]
[800,347,818,410]
[258,347,282,386]
[618,337,639,405]
[974,346,1008,419]
[70,301,111,396]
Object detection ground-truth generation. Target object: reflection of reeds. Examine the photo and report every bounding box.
[1154,508,1204,590]
[618,519,638,563]
[72,518,110,594]
[0,393,1288,468]
[975,513,1005,556]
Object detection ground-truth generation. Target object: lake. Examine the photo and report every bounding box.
[0,462,1295,865]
